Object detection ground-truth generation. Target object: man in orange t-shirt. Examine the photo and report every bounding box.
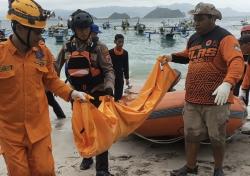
[162,3,244,176]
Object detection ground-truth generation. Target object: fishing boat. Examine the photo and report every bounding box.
[53,27,68,43]
[135,23,146,35]
[102,21,110,29]
[241,17,249,26]
[134,19,146,35]
[121,19,130,30]
[159,20,192,40]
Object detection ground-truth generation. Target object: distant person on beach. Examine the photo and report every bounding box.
[161,2,244,176]
[239,35,250,105]
[109,34,130,101]
[57,9,115,176]
[0,0,86,175]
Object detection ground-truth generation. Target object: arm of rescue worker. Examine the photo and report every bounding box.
[43,47,73,101]
[97,45,115,91]
[171,48,190,64]
[241,63,250,90]
[162,48,189,64]
[52,57,60,77]
[56,46,66,77]
[123,50,129,84]
[220,35,244,87]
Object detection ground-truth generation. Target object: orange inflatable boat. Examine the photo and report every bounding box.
[134,90,247,141]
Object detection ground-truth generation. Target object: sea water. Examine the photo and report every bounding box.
[0,17,244,87]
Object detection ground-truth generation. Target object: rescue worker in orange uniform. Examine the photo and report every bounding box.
[233,25,250,101]
[239,35,250,104]
[57,9,115,176]
[161,3,244,176]
[233,28,250,103]
[0,0,86,175]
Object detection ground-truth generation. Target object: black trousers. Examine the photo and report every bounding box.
[89,91,109,172]
[46,91,66,118]
[114,78,124,101]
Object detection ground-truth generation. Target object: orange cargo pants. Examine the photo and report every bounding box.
[0,135,55,176]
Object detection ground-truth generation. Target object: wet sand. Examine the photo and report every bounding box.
[1,97,250,176]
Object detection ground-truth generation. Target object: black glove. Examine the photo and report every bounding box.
[105,88,113,96]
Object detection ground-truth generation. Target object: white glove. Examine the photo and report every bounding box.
[163,55,172,62]
[161,55,172,65]
[71,90,86,102]
[239,89,247,101]
[212,82,232,106]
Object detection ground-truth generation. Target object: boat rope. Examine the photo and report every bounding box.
[134,133,184,144]
[200,130,242,145]
[135,129,243,145]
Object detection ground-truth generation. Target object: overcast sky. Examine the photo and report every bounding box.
[0,0,250,12]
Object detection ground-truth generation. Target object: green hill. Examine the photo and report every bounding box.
[144,7,185,18]
[108,12,130,19]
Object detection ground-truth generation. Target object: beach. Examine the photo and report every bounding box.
[1,95,250,176]
[0,1,250,176]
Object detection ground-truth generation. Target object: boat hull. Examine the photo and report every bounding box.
[135,91,247,138]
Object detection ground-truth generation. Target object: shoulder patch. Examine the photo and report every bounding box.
[0,65,13,72]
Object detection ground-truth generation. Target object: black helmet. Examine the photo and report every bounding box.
[68,9,93,30]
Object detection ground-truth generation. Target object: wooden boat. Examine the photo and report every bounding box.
[134,90,247,139]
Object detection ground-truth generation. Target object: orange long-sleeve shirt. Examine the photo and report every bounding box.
[242,61,250,90]
[171,26,244,104]
[0,39,73,143]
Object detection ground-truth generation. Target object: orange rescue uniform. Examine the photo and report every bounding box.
[242,62,250,90]
[0,38,73,175]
